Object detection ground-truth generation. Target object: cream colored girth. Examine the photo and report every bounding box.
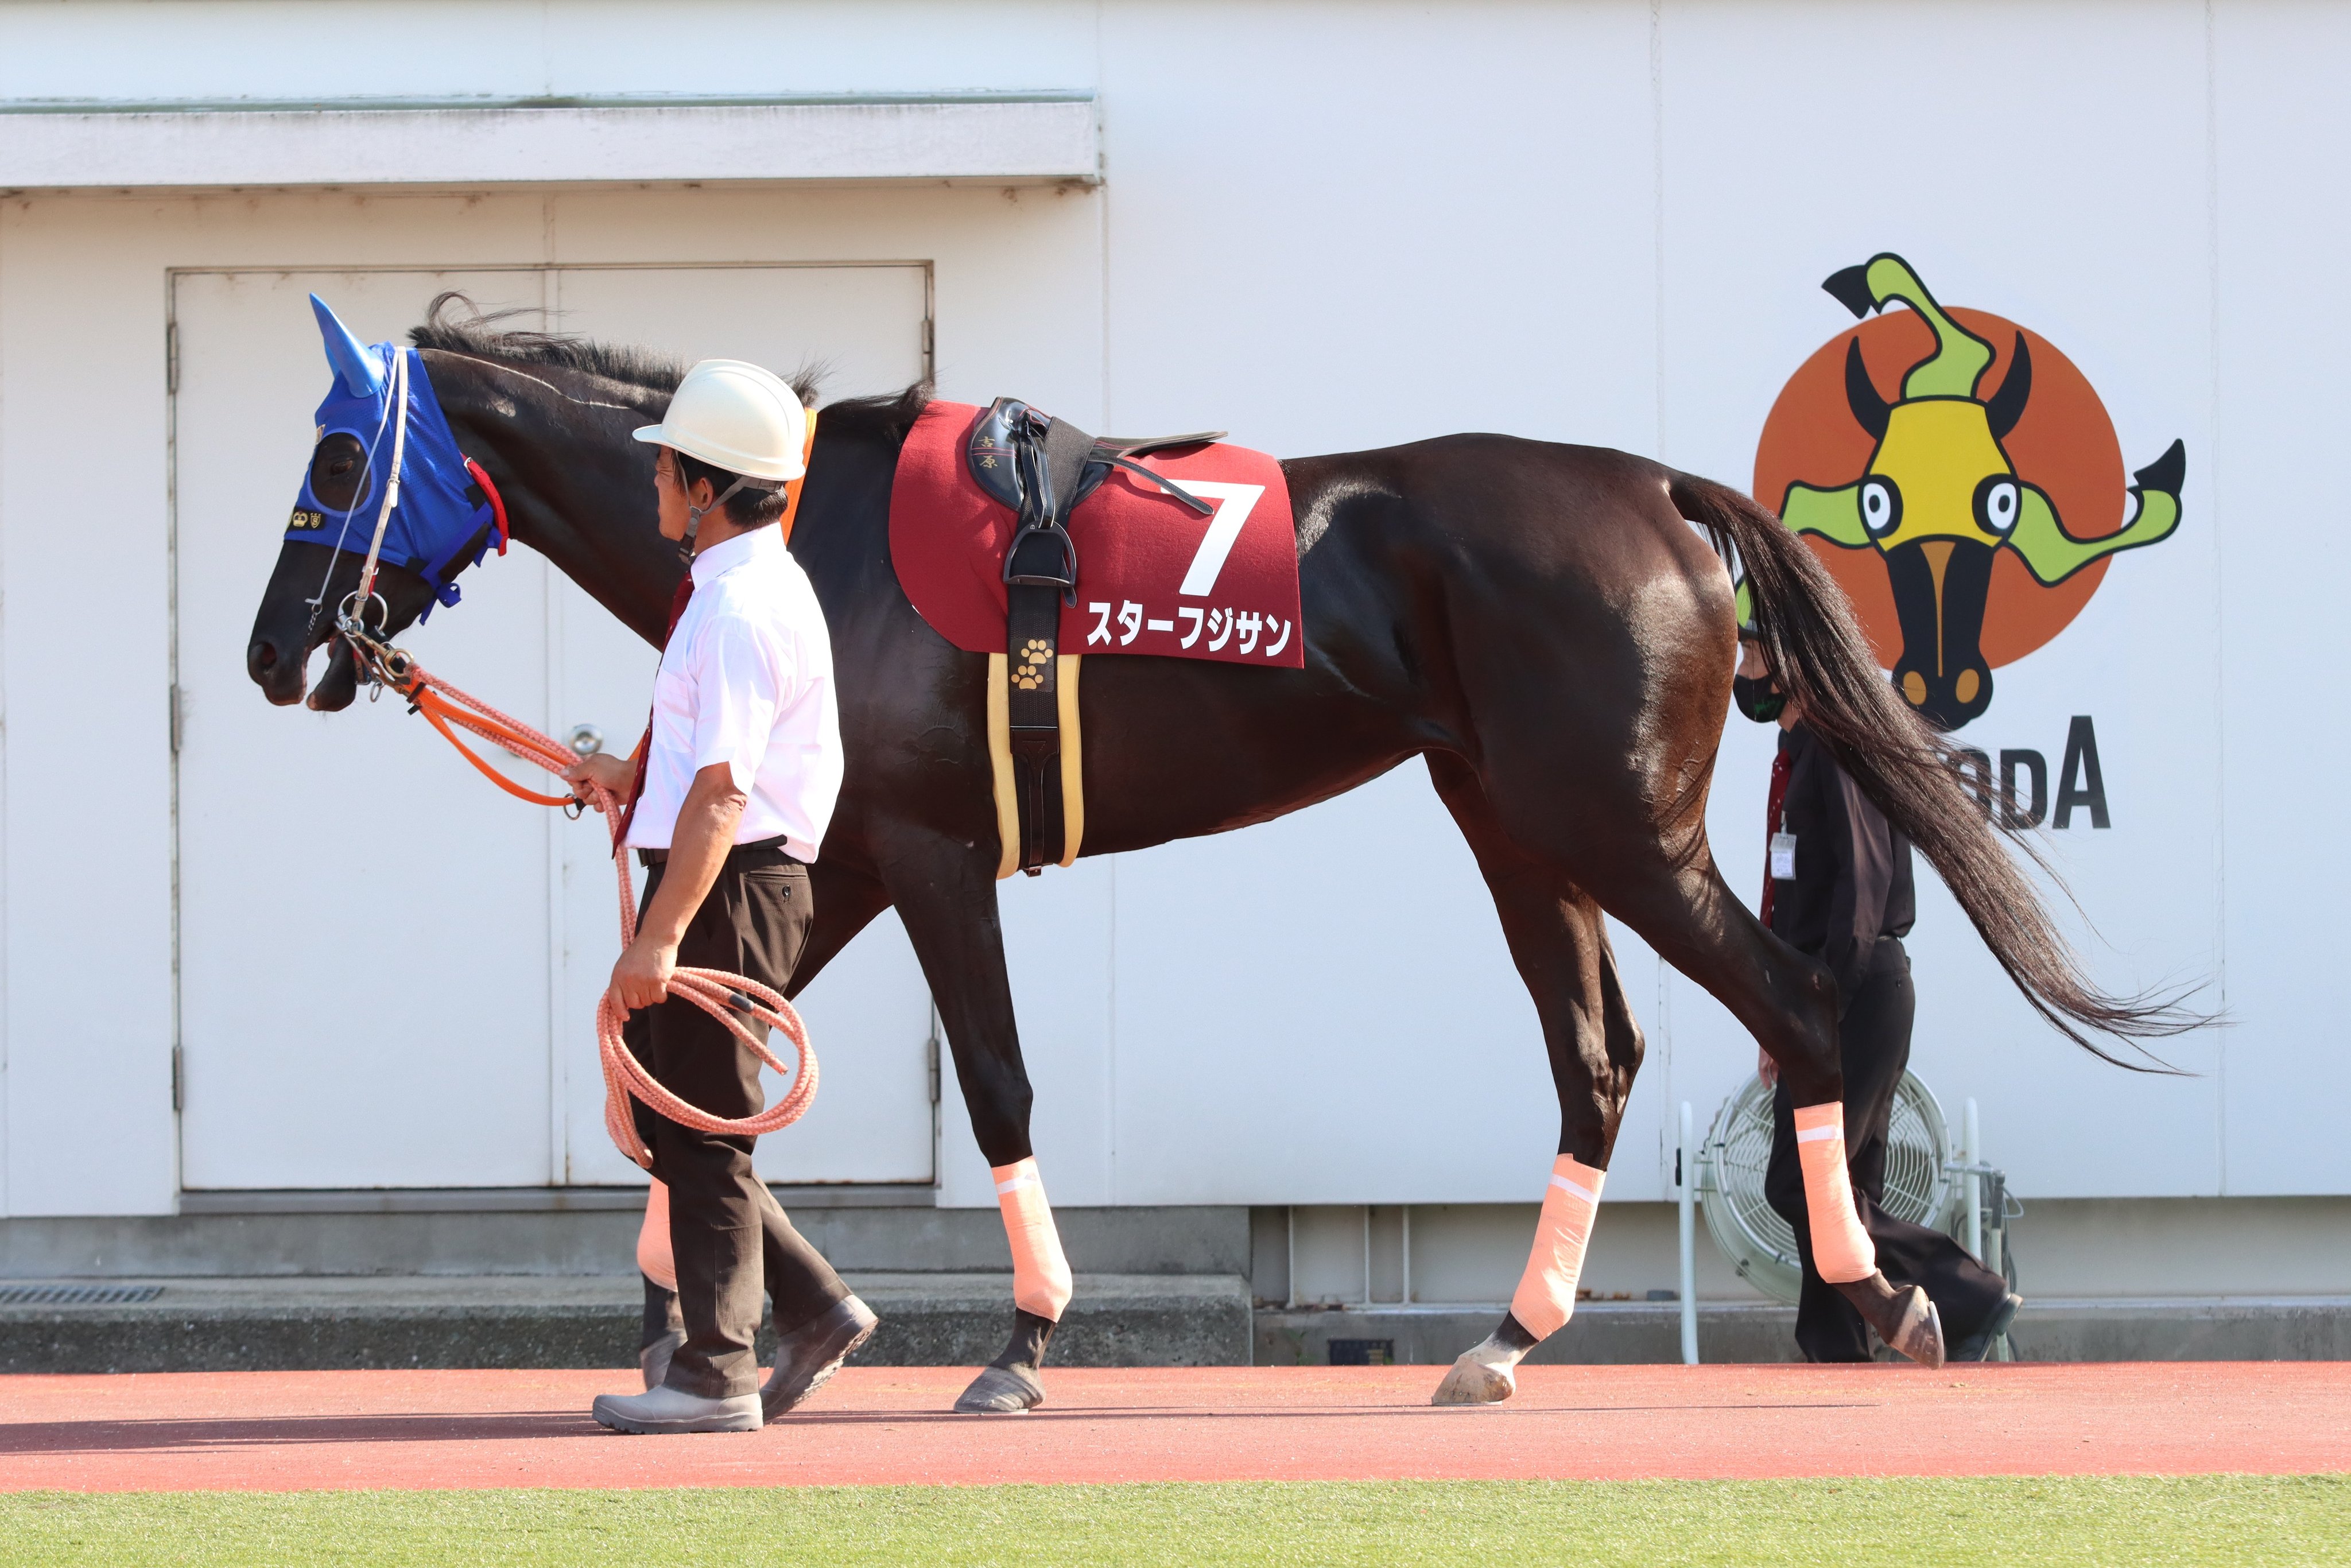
[984,653,1085,880]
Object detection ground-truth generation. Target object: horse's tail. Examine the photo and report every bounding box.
[1669,471,2202,1067]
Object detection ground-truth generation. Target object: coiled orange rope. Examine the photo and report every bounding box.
[372,651,818,1170]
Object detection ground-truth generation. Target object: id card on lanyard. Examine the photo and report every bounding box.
[1769,826,1797,881]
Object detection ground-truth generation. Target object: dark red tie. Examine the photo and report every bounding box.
[1760,747,1792,927]
[615,573,696,844]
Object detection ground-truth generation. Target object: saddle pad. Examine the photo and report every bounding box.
[889,399,1305,669]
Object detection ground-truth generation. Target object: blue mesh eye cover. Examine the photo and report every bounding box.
[287,341,502,617]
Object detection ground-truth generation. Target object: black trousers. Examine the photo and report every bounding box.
[1763,937,2009,1362]
[624,846,849,1399]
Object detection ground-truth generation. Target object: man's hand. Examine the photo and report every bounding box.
[607,763,747,1022]
[609,934,678,1017]
[564,751,634,803]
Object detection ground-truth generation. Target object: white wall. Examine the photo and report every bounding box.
[2,0,2344,1218]
[0,179,1104,1215]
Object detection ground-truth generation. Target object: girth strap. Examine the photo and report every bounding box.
[970,397,1219,878]
[975,398,1090,876]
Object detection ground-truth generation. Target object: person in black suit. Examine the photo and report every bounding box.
[1735,628,2021,1361]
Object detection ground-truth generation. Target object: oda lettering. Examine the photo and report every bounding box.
[1949,715,2108,830]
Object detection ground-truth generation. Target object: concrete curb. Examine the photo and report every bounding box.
[0,1273,1251,1374]
[7,1279,2341,1372]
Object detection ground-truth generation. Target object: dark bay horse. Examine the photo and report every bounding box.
[246,305,2184,1410]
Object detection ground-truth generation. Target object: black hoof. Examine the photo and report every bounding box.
[955,1363,1045,1414]
[952,1309,1057,1414]
[1833,1273,1946,1369]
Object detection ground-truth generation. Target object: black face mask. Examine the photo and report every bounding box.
[1732,673,1786,724]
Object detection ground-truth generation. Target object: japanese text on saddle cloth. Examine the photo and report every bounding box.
[889,398,1302,878]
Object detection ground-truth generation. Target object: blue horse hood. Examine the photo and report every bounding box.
[288,337,505,618]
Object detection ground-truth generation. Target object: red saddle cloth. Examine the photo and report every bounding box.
[887,399,1305,669]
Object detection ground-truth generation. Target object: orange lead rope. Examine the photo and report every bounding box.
[348,413,823,1169]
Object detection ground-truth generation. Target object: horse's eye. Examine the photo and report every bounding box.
[308,432,372,511]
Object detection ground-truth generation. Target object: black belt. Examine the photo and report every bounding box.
[637,834,801,870]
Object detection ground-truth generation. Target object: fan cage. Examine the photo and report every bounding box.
[1698,1072,1958,1305]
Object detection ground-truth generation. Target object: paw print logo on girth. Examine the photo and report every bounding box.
[1012,638,1053,692]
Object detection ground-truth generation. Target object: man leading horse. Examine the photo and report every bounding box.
[565,359,874,1435]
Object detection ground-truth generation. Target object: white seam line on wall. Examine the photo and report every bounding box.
[541,260,565,1185]
[164,267,181,1208]
[2203,0,2226,1193]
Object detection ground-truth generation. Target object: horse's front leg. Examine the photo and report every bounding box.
[875,826,1069,1414]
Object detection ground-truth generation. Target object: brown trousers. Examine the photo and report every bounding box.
[626,845,849,1399]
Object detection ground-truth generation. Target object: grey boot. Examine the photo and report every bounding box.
[593,1384,761,1435]
[761,1295,879,1419]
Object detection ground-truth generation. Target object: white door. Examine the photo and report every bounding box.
[529,265,938,1186]
[173,267,558,1189]
[173,263,938,1189]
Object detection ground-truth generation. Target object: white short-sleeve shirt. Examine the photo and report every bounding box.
[623,525,843,861]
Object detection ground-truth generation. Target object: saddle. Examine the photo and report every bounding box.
[966,397,1224,875]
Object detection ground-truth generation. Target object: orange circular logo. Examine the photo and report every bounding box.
[1747,254,2182,730]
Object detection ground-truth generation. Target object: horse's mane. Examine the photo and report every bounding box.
[409,292,930,448]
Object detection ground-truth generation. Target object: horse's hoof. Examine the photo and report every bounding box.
[1884,1286,1946,1369]
[1430,1354,1516,1406]
[954,1363,1045,1414]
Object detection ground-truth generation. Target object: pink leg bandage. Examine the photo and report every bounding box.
[993,1157,1074,1322]
[1508,1155,1606,1341]
[636,1179,677,1294]
[1794,1101,1877,1283]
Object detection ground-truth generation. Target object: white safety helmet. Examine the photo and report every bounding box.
[632,358,808,483]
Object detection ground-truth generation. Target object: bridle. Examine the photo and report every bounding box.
[301,344,512,662]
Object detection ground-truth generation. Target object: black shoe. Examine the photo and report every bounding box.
[1951,1292,2023,1362]
[761,1295,878,1419]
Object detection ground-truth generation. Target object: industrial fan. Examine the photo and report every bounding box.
[1668,1070,2019,1364]
[1696,1072,1982,1303]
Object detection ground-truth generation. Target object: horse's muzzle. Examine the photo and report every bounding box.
[247,630,309,706]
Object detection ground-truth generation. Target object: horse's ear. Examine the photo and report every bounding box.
[310,293,386,398]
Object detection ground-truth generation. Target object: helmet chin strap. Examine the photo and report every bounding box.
[680,468,782,561]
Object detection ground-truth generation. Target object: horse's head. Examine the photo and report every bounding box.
[246,295,513,709]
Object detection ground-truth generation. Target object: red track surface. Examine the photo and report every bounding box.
[2,1364,2344,1492]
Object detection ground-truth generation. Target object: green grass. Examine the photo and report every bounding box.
[2,1476,2344,1566]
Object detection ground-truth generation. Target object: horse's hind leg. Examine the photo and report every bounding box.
[1423,755,1643,1404]
[1575,835,1946,1368]
[872,825,1070,1414]
[1453,744,1944,1366]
